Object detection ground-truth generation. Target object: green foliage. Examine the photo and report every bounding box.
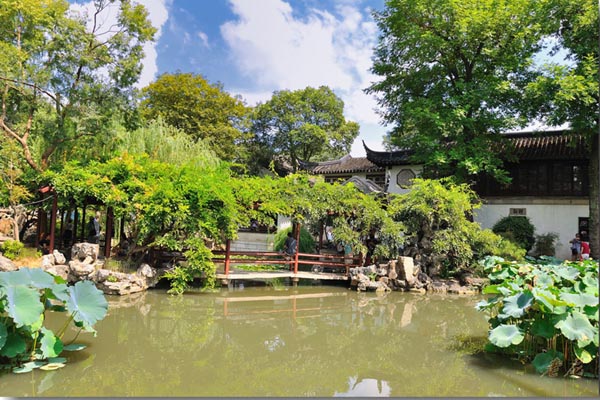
[0,268,108,372]
[388,178,499,274]
[251,86,359,172]
[112,119,222,169]
[0,0,156,172]
[532,232,560,257]
[139,72,250,162]
[492,216,535,251]
[367,0,549,182]
[1,240,24,260]
[476,256,599,377]
[273,226,315,254]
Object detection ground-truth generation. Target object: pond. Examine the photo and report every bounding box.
[0,285,597,397]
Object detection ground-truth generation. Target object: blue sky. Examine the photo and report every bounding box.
[71,0,389,156]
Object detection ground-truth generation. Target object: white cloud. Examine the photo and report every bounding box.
[69,0,170,89]
[221,0,385,155]
[197,31,210,48]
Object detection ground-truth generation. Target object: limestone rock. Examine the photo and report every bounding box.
[0,254,17,272]
[41,254,55,268]
[52,250,66,265]
[45,265,69,281]
[398,256,417,285]
[69,260,96,278]
[71,242,99,262]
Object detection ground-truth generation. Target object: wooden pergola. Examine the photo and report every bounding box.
[37,185,117,259]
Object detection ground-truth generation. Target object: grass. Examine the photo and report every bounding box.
[13,246,43,268]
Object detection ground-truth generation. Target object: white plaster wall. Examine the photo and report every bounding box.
[474,202,589,260]
[386,165,423,195]
[231,231,274,252]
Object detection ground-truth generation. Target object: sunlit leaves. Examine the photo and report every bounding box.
[489,324,524,348]
[65,281,108,329]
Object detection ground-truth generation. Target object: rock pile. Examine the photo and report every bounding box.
[350,256,487,294]
[36,242,162,296]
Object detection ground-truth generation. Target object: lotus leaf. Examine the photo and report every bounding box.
[47,356,67,364]
[553,266,580,282]
[501,291,533,318]
[583,305,599,321]
[0,321,7,349]
[489,324,524,348]
[530,318,556,339]
[0,333,26,358]
[4,285,44,327]
[65,281,108,328]
[532,350,563,374]
[574,346,593,364]
[534,272,553,288]
[63,343,87,351]
[0,268,55,289]
[482,284,501,294]
[40,362,65,371]
[561,292,599,308]
[555,312,596,347]
[40,327,63,358]
[12,364,35,374]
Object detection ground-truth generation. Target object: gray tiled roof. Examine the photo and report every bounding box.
[301,155,384,174]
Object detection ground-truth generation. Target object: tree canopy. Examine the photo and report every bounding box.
[0,0,156,173]
[367,0,549,182]
[251,86,359,172]
[139,72,250,162]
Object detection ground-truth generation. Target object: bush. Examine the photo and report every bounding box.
[492,216,535,251]
[274,226,315,254]
[0,239,24,260]
[532,232,559,257]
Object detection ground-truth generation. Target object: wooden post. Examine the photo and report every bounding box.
[81,206,87,242]
[104,207,114,259]
[318,220,324,252]
[49,193,58,252]
[224,239,231,275]
[293,222,300,274]
[73,206,79,245]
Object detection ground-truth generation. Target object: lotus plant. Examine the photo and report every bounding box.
[0,268,108,373]
[476,256,599,378]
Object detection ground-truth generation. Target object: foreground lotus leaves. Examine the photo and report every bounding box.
[0,268,109,374]
[489,324,524,348]
[65,280,109,329]
[555,312,597,347]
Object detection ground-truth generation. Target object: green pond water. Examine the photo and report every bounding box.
[0,285,598,397]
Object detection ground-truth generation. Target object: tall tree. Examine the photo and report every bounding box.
[139,72,250,162]
[251,86,359,172]
[0,0,156,172]
[524,0,599,257]
[366,0,548,182]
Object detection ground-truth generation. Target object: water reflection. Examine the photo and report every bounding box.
[0,287,597,397]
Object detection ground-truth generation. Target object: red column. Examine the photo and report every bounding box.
[293,223,300,274]
[104,207,114,259]
[49,193,58,252]
[224,239,231,275]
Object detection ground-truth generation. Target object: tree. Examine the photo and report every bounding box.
[524,0,599,257]
[251,86,359,172]
[139,72,250,162]
[0,0,156,172]
[366,0,548,182]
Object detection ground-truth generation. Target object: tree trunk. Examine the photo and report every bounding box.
[589,133,599,259]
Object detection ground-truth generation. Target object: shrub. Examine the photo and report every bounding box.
[492,216,535,251]
[0,239,24,260]
[532,232,559,257]
[273,226,315,254]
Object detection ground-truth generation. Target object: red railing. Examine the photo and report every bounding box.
[212,241,362,277]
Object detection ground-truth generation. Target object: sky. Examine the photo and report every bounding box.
[70,0,389,157]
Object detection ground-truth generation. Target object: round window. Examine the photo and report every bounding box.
[396,169,415,188]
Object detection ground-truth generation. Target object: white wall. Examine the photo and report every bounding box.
[474,199,589,260]
[386,165,423,194]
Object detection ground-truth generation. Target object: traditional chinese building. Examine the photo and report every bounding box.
[302,130,590,260]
